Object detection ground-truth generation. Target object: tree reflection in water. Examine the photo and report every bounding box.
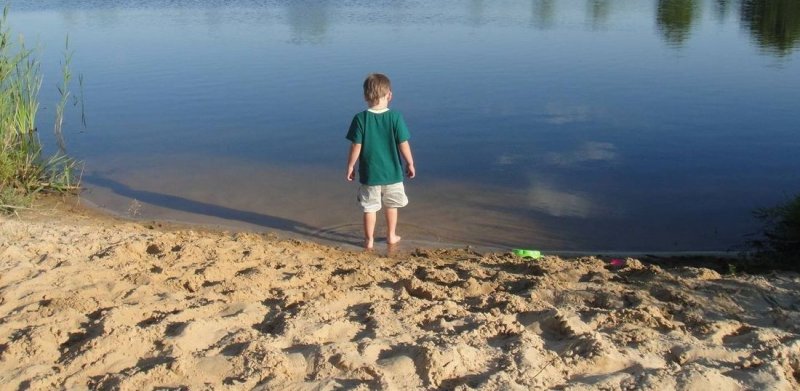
[587,0,612,30]
[656,0,699,48]
[741,0,800,56]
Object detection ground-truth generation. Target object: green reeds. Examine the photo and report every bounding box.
[54,35,72,153]
[0,5,83,212]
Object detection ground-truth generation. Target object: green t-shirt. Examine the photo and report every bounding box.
[346,109,410,185]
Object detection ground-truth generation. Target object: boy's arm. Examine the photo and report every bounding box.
[398,141,415,179]
[346,143,361,181]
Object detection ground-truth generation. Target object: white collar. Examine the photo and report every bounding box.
[367,108,390,114]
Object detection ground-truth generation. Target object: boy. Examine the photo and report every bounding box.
[345,73,416,250]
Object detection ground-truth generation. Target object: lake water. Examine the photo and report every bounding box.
[9,0,800,252]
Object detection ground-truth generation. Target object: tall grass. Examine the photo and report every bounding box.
[0,6,82,212]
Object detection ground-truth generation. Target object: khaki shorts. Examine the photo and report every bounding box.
[358,183,408,213]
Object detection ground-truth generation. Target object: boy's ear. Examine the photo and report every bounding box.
[387,90,393,101]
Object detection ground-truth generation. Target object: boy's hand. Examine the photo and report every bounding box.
[346,144,361,182]
[406,163,416,179]
[398,142,415,179]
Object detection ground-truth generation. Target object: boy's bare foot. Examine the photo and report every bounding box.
[387,235,402,245]
[364,238,374,250]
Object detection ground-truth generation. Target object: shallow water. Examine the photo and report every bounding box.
[10,0,800,251]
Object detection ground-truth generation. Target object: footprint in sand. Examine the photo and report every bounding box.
[235,267,260,277]
[164,321,189,337]
[59,308,109,364]
[220,341,249,356]
[137,309,182,329]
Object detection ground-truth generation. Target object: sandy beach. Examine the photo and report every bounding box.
[1,199,800,390]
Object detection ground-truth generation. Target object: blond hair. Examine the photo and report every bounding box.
[363,73,392,107]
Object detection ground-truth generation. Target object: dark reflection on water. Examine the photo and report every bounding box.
[12,0,800,55]
[13,0,800,56]
[587,0,612,30]
[741,0,800,55]
[714,0,735,22]
[657,0,699,47]
[9,0,800,251]
[531,0,556,30]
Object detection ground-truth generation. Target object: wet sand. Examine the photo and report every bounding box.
[1,198,799,390]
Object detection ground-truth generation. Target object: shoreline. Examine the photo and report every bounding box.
[2,195,799,389]
[77,194,742,259]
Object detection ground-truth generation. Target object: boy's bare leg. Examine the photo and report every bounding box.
[385,207,401,244]
[363,212,377,250]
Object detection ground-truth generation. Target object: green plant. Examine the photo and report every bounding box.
[0,5,83,212]
[54,35,72,152]
[0,185,32,212]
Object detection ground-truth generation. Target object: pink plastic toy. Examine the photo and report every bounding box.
[609,258,625,267]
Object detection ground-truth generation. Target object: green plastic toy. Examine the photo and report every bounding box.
[513,249,541,259]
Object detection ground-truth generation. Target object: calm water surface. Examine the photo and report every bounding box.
[10,0,800,251]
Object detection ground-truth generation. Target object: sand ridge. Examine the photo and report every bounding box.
[1,207,800,390]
